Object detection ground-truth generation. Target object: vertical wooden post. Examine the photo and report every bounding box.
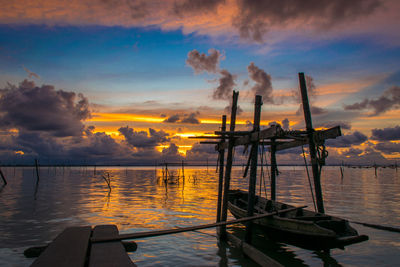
[270,140,277,201]
[219,91,239,240]
[0,167,7,185]
[298,72,324,214]
[35,159,40,183]
[216,115,227,223]
[245,95,263,244]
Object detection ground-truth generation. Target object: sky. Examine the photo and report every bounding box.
[0,0,399,165]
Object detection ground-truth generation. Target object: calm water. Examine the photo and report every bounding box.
[0,166,399,266]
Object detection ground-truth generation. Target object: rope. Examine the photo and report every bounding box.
[260,144,268,198]
[302,145,317,212]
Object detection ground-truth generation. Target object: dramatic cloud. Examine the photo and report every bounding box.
[326,131,368,148]
[344,86,400,115]
[296,105,327,116]
[247,62,273,103]
[374,142,400,154]
[0,0,391,45]
[118,126,169,148]
[186,49,222,74]
[213,69,236,100]
[163,113,200,124]
[316,121,352,130]
[181,113,200,124]
[161,143,183,161]
[164,114,180,123]
[371,126,400,141]
[233,0,382,42]
[174,0,224,16]
[282,118,289,130]
[0,80,90,137]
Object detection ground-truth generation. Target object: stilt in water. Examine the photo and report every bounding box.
[299,72,324,213]
[0,167,7,185]
[216,115,226,224]
[35,159,40,183]
[245,95,262,244]
[220,91,239,240]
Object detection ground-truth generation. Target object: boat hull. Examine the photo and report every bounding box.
[228,190,368,250]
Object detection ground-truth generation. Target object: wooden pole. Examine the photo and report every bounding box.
[245,95,262,243]
[216,115,227,223]
[298,72,324,213]
[35,159,40,183]
[0,168,7,185]
[270,140,277,201]
[92,205,306,243]
[220,91,239,240]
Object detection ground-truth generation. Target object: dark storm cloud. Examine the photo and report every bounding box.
[233,0,382,42]
[186,49,222,74]
[163,113,200,124]
[344,86,400,116]
[371,126,400,141]
[181,113,200,124]
[118,126,169,148]
[213,69,236,100]
[173,0,224,15]
[374,142,400,154]
[247,62,273,103]
[0,80,90,137]
[164,114,180,123]
[161,143,183,161]
[325,131,368,148]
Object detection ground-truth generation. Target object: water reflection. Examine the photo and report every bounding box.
[0,166,399,266]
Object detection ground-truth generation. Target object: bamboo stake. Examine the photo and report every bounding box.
[34,159,40,183]
[91,205,306,243]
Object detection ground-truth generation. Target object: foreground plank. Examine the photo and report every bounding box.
[89,225,136,267]
[31,226,91,267]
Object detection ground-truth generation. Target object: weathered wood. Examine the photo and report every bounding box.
[220,91,239,239]
[217,125,283,150]
[226,233,283,267]
[0,168,7,185]
[31,226,92,267]
[299,72,325,214]
[91,205,306,243]
[89,225,136,267]
[216,115,227,223]
[245,95,262,244]
[270,140,277,201]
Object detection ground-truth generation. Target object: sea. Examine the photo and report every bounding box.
[0,166,399,266]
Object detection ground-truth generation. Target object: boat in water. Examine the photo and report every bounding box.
[228,189,368,250]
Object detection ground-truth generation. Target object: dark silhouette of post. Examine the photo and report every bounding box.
[298,72,324,213]
[270,140,277,200]
[35,159,40,183]
[219,91,239,240]
[216,115,226,223]
[245,95,262,243]
[0,168,7,185]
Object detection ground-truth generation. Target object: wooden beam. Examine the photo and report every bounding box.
[91,205,306,243]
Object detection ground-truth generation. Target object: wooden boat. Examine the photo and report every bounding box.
[228,190,368,250]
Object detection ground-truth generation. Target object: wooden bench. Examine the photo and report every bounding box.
[31,225,136,267]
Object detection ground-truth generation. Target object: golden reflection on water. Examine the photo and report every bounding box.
[0,166,399,266]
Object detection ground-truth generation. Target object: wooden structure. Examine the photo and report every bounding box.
[191,73,363,254]
[30,225,135,267]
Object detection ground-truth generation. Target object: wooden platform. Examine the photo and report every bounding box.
[31,225,136,267]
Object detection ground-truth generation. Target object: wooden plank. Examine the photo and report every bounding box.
[31,226,91,267]
[89,225,136,267]
[226,233,283,267]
